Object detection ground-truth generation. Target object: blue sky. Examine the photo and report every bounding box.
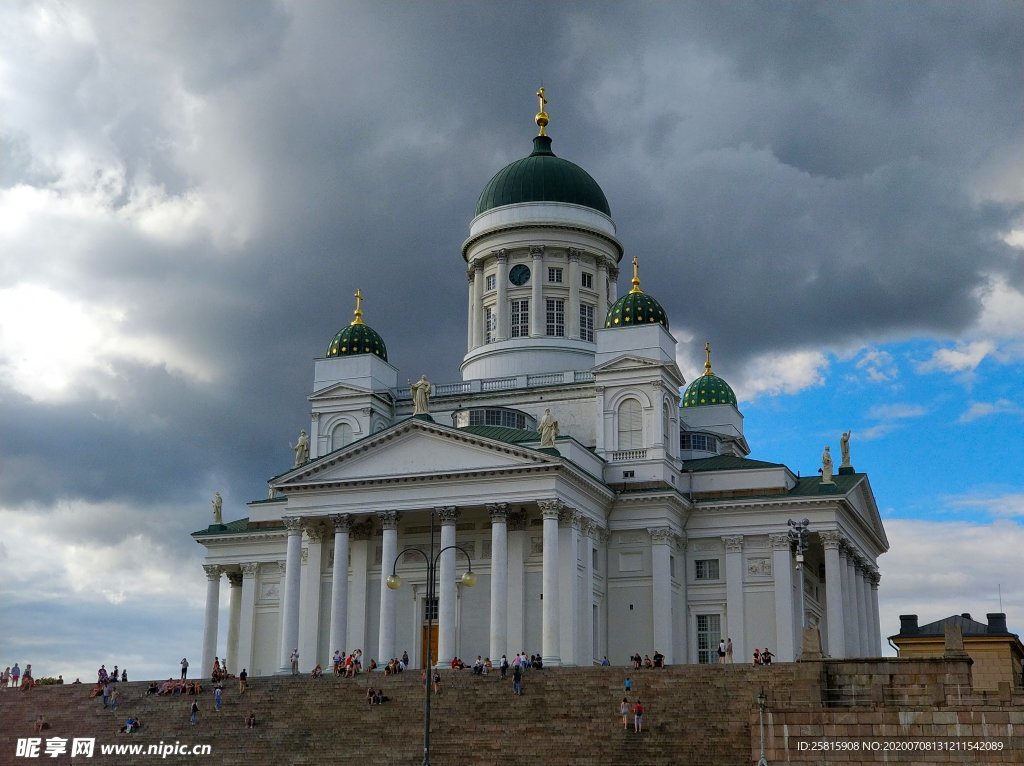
[1,1,1021,683]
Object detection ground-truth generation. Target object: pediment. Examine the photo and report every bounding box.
[276,419,553,486]
[593,354,664,373]
[310,381,378,400]
[847,476,889,552]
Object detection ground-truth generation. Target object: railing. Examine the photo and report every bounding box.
[434,382,471,396]
[574,370,594,382]
[526,372,565,386]
[393,369,592,400]
[610,449,647,461]
[481,377,517,392]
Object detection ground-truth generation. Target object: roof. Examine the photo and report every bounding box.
[326,322,388,361]
[475,135,611,217]
[682,372,737,408]
[191,517,265,537]
[898,614,1018,639]
[604,290,669,330]
[459,425,541,444]
[684,455,786,472]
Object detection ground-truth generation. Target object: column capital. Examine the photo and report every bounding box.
[559,509,583,530]
[329,513,352,532]
[467,269,476,284]
[487,503,509,522]
[283,515,303,534]
[226,570,243,587]
[538,499,564,520]
[530,244,545,259]
[567,247,582,263]
[769,533,791,551]
[594,527,610,545]
[648,527,676,546]
[203,564,222,581]
[819,529,843,550]
[303,522,325,543]
[868,569,881,588]
[493,248,508,263]
[377,510,402,530]
[722,535,744,553]
[436,506,460,525]
[240,562,260,578]
[580,519,597,538]
[609,265,620,280]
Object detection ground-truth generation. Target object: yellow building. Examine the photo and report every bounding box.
[891,612,1024,691]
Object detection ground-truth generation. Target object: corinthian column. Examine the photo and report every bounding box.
[278,516,303,673]
[769,533,795,661]
[820,530,846,658]
[201,564,222,679]
[377,511,401,663]
[650,528,676,664]
[436,506,460,666]
[225,571,243,674]
[540,499,563,666]
[488,504,509,662]
[328,514,352,658]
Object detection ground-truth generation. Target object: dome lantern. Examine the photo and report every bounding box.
[603,257,669,330]
[681,342,737,408]
[326,289,388,361]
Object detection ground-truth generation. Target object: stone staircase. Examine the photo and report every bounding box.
[0,664,796,765]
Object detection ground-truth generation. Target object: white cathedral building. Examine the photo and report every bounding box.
[194,97,888,676]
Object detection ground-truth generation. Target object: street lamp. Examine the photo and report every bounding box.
[386,511,476,766]
[756,687,769,766]
[787,518,810,630]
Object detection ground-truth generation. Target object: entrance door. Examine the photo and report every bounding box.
[421,624,439,668]
[696,613,722,664]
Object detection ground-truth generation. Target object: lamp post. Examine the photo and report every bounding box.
[787,518,810,630]
[386,511,476,766]
[756,687,769,766]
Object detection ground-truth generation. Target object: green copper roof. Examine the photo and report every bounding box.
[459,425,541,444]
[681,372,737,408]
[475,136,611,217]
[604,291,669,330]
[684,455,784,472]
[326,322,388,361]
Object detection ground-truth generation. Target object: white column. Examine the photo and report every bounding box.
[581,522,596,665]
[506,511,527,654]
[466,268,475,350]
[558,510,581,665]
[856,559,871,655]
[820,531,846,658]
[676,534,688,663]
[436,506,460,665]
[225,571,243,674]
[568,248,581,339]
[472,264,484,348]
[236,563,258,675]
[488,504,509,662]
[843,545,861,656]
[377,511,401,663]
[328,514,351,657]
[769,533,795,662]
[200,564,222,679]
[495,250,509,341]
[299,524,325,668]
[869,569,882,655]
[650,528,676,665]
[348,529,370,656]
[278,516,303,673]
[608,265,620,304]
[530,245,544,337]
[723,535,745,664]
[540,499,563,666]
[597,261,609,324]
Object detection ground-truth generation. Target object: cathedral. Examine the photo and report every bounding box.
[194,92,888,676]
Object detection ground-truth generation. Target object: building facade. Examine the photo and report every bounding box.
[194,102,889,676]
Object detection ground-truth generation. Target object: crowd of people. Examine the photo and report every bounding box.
[2,663,36,689]
[629,651,666,669]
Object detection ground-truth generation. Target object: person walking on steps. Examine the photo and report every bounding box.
[620,697,630,729]
[633,699,645,732]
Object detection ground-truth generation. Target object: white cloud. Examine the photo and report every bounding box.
[866,403,927,421]
[946,492,1024,519]
[855,349,898,382]
[734,349,829,400]
[916,340,995,374]
[958,399,1024,423]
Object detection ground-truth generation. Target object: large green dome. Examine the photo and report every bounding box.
[326,291,388,361]
[475,135,611,217]
[681,345,736,408]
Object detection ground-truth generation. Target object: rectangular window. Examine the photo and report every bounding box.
[510,299,529,338]
[484,306,495,344]
[545,298,565,337]
[548,267,563,283]
[680,433,717,452]
[695,559,720,580]
[581,271,593,289]
[485,274,496,291]
[580,303,595,342]
[424,597,438,621]
[696,614,722,664]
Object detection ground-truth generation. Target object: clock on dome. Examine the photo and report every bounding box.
[509,264,531,285]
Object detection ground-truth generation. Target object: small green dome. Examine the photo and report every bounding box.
[326,322,388,361]
[475,136,611,217]
[604,291,669,330]
[681,373,737,408]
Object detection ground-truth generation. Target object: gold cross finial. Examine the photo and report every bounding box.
[629,255,642,293]
[351,288,365,325]
[535,87,549,136]
[704,342,713,376]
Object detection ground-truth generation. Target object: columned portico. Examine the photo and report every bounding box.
[841,542,860,656]
[225,571,243,673]
[650,528,676,665]
[540,499,563,666]
[236,562,259,674]
[347,524,371,658]
[820,530,846,658]
[278,516,303,673]
[377,511,401,663]
[488,504,509,662]
[328,514,351,658]
[558,509,581,665]
[299,523,325,667]
[201,564,222,679]
[436,506,460,665]
[769,533,795,661]
[506,511,527,654]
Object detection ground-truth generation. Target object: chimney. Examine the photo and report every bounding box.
[987,613,1008,634]
[960,613,972,621]
[899,614,919,635]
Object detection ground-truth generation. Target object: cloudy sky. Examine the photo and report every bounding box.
[1,1,1021,682]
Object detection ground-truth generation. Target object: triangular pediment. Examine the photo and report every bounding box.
[593,354,664,373]
[310,381,379,400]
[847,475,889,552]
[276,418,554,487]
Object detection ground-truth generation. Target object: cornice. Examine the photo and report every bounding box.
[462,222,624,261]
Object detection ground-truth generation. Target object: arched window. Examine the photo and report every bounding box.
[617,399,643,450]
[331,422,354,451]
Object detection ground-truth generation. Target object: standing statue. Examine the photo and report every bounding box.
[821,445,834,484]
[292,430,310,467]
[840,430,852,468]
[410,375,431,415]
[211,491,223,525]
[538,408,559,448]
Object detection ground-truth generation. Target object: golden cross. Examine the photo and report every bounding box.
[704,342,713,376]
[535,87,549,136]
[629,255,642,293]
[352,288,365,325]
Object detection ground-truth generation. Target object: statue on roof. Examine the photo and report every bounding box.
[821,445,834,484]
[212,491,223,525]
[292,430,310,467]
[840,430,852,468]
[411,375,431,415]
[538,408,559,448]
